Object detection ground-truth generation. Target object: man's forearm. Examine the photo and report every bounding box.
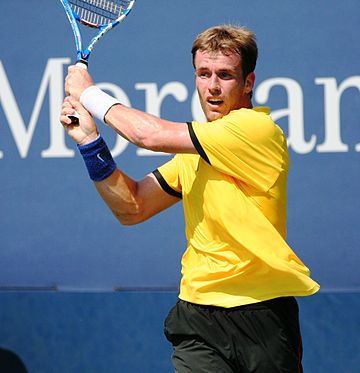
[94,168,142,225]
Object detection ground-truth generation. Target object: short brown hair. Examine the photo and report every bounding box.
[191,25,258,80]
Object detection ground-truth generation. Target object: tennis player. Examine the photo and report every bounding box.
[61,25,320,372]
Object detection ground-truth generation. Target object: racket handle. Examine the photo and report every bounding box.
[75,59,88,69]
[68,113,80,125]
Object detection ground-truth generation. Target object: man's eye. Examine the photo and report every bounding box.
[219,72,232,79]
[198,71,210,78]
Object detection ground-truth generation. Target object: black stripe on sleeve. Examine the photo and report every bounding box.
[152,169,182,199]
[187,122,211,165]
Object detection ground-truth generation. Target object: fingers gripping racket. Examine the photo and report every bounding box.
[59,0,135,122]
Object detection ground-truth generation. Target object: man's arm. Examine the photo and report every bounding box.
[65,66,197,154]
[60,97,180,225]
[105,104,195,154]
[94,169,180,225]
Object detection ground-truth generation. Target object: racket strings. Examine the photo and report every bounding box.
[69,0,132,25]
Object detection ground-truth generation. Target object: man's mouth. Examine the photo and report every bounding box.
[207,98,224,106]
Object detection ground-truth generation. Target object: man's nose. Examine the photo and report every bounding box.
[208,75,221,94]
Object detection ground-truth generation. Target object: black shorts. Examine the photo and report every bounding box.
[164,297,303,373]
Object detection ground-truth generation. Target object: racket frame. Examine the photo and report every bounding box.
[59,0,135,65]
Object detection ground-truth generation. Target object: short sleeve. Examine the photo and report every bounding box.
[189,108,288,192]
[153,155,182,199]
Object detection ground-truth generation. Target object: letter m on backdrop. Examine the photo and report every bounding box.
[0,58,74,159]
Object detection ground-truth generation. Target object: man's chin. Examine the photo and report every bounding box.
[206,111,225,122]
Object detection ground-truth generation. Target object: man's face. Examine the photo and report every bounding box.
[194,49,254,122]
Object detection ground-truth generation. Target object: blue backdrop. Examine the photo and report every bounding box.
[0,0,359,372]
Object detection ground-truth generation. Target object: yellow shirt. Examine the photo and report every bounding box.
[155,107,320,307]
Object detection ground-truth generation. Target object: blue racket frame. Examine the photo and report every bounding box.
[59,0,135,64]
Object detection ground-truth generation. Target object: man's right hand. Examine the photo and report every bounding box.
[60,96,99,146]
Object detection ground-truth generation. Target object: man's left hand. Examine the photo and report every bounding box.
[65,65,94,100]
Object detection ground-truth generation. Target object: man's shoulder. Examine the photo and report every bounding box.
[220,106,278,134]
[225,106,271,121]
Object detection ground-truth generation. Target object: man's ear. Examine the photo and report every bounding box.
[244,72,255,94]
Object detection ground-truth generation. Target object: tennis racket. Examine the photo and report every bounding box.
[60,0,135,122]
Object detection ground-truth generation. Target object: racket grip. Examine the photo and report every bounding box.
[75,60,88,69]
[68,113,80,125]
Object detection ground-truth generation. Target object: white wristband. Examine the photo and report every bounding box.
[80,85,120,122]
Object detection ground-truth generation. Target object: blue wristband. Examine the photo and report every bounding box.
[77,136,116,181]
